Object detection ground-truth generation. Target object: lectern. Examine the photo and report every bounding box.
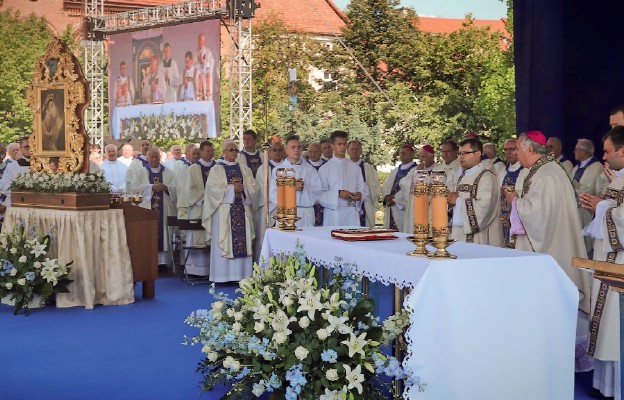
[573,257,624,394]
[115,203,159,298]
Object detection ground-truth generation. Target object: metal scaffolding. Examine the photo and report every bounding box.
[81,0,256,144]
[82,0,105,149]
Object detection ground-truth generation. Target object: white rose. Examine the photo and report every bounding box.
[254,321,265,333]
[226,308,236,317]
[234,312,243,321]
[17,278,26,286]
[207,351,219,362]
[230,359,240,371]
[10,268,17,276]
[294,346,309,361]
[5,282,13,289]
[273,331,287,344]
[18,255,27,263]
[232,322,242,333]
[317,328,329,340]
[10,248,17,254]
[299,316,310,329]
[212,301,224,312]
[326,368,339,381]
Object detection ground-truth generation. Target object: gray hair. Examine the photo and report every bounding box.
[518,133,549,155]
[104,144,117,153]
[147,147,161,157]
[576,138,595,155]
[223,139,237,149]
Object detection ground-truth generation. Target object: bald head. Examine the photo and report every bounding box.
[546,137,562,157]
[307,142,321,162]
[483,143,497,159]
[270,141,285,163]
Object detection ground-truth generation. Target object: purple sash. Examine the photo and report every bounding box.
[149,165,165,251]
[358,161,367,227]
[242,151,262,178]
[389,164,415,230]
[196,161,213,186]
[308,159,327,226]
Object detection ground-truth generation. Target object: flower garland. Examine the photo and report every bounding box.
[11,171,111,194]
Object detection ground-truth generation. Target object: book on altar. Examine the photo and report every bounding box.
[330,228,399,241]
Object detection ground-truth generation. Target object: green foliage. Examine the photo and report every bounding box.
[0,9,77,145]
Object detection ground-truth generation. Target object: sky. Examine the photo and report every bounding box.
[332,0,508,20]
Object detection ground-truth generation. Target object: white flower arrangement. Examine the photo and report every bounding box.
[0,219,72,315]
[184,242,425,399]
[120,113,206,141]
[11,171,111,194]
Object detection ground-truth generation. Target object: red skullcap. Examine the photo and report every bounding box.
[464,132,480,139]
[422,144,435,154]
[525,131,547,146]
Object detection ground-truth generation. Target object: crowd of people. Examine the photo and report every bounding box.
[1,105,624,398]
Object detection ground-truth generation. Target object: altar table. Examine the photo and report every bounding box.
[111,100,216,139]
[3,208,135,309]
[261,227,578,400]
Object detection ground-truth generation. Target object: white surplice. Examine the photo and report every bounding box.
[100,159,128,194]
[570,158,603,252]
[352,160,382,228]
[381,162,415,232]
[318,157,369,227]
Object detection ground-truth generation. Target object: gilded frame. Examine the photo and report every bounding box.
[26,39,89,173]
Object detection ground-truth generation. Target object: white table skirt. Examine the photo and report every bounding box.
[111,100,216,139]
[261,226,578,400]
[3,207,135,309]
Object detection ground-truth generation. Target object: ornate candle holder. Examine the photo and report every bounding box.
[428,181,456,259]
[406,223,430,256]
[274,168,300,231]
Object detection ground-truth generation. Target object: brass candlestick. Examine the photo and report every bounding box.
[428,226,456,259]
[406,224,430,256]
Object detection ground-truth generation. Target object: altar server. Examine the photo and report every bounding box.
[381,143,416,231]
[128,147,177,265]
[504,131,592,313]
[202,139,258,282]
[100,144,128,194]
[306,141,326,226]
[347,140,381,228]
[447,138,503,246]
[579,126,624,400]
[269,134,322,227]
[317,130,369,227]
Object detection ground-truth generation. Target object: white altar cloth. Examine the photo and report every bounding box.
[111,101,216,139]
[2,207,135,309]
[261,226,578,400]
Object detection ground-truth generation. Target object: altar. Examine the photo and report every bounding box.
[261,227,578,400]
[2,207,135,309]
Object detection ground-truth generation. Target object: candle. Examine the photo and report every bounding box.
[277,178,286,212]
[431,185,448,230]
[284,177,297,209]
[413,183,428,227]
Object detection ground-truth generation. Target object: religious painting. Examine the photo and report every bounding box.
[37,86,68,154]
[27,38,90,173]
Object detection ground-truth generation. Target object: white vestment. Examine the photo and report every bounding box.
[130,164,177,264]
[570,158,603,252]
[583,173,624,399]
[318,157,369,227]
[119,156,133,168]
[100,160,128,194]
[201,161,258,282]
[513,158,592,313]
[558,155,574,176]
[450,163,503,246]
[381,162,416,232]
[352,160,382,228]
[396,164,446,234]
[162,58,180,103]
[442,158,460,192]
[253,161,278,263]
[0,159,30,206]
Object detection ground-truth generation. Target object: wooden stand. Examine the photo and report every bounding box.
[114,203,159,298]
[573,257,624,394]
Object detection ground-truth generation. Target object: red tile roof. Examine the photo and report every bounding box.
[254,0,347,36]
[416,16,508,35]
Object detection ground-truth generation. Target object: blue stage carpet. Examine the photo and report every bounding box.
[0,277,603,399]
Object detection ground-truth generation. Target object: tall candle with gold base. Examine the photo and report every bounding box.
[407,170,430,256]
[282,168,300,230]
[274,168,287,229]
[429,171,456,259]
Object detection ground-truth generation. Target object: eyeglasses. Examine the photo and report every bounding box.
[458,151,478,156]
[224,148,239,153]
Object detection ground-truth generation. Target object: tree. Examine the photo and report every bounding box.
[0,9,77,144]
